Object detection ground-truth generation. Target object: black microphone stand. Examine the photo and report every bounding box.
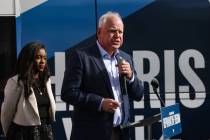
[151,78,165,107]
[152,87,165,108]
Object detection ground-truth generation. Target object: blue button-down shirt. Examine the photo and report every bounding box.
[97,41,122,126]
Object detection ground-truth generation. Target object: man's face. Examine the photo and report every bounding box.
[34,48,47,72]
[98,16,124,54]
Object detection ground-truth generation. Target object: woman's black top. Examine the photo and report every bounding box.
[33,80,51,125]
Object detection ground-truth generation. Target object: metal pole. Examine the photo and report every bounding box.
[147,125,152,140]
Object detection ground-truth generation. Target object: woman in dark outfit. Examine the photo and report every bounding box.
[1,41,56,140]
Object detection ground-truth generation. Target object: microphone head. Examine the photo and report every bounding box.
[118,56,126,78]
[151,78,159,89]
[118,56,125,65]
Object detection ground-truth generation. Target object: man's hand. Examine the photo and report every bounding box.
[117,60,133,80]
[101,98,120,113]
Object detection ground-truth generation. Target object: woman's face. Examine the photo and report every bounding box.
[34,48,47,72]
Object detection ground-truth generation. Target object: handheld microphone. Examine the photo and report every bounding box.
[150,78,165,107]
[118,56,126,77]
[118,56,128,95]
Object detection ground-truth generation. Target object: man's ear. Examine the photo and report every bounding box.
[97,28,101,35]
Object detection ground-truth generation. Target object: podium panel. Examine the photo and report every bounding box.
[161,103,182,139]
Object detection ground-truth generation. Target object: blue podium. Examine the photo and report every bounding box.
[161,103,182,139]
[125,79,182,140]
[124,103,182,140]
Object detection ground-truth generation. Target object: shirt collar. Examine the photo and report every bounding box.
[96,40,119,58]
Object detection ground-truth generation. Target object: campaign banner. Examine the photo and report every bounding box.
[0,0,209,140]
[161,103,182,139]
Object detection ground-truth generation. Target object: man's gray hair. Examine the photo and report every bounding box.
[98,11,123,28]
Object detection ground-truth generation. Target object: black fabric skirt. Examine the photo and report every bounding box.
[6,122,53,140]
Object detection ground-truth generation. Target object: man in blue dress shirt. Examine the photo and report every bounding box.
[61,11,144,140]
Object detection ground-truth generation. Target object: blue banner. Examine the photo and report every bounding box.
[161,103,182,139]
[4,0,210,139]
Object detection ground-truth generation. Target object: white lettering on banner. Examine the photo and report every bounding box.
[134,115,145,140]
[164,50,176,106]
[62,118,72,140]
[133,49,206,109]
[51,52,73,111]
[52,49,206,140]
[163,113,181,128]
[169,111,174,116]
[179,49,206,108]
[133,51,161,108]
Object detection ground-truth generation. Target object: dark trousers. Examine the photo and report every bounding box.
[111,126,121,140]
[111,126,130,140]
[6,122,53,140]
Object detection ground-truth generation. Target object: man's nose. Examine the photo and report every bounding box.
[114,31,120,37]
